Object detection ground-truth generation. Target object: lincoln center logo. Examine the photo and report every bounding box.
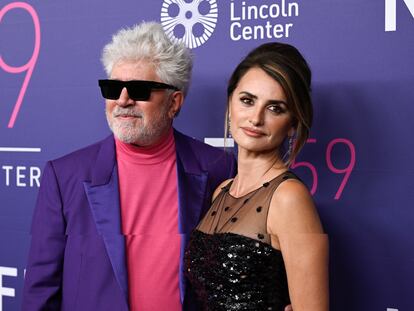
[160,0,218,49]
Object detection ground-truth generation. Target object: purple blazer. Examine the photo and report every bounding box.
[22,130,236,311]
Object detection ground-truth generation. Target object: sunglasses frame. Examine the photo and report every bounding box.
[98,79,179,101]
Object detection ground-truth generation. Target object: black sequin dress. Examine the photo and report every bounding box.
[185,171,297,311]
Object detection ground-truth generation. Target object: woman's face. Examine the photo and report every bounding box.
[229,67,294,155]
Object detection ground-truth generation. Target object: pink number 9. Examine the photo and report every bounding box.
[0,2,41,128]
[326,138,356,200]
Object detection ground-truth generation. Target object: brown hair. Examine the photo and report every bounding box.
[226,42,313,166]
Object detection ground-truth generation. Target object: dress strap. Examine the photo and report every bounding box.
[221,179,233,191]
[211,179,234,205]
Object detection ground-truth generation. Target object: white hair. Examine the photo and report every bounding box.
[101,21,193,96]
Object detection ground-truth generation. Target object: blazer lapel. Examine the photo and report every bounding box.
[83,136,129,304]
[174,131,209,304]
[176,159,208,234]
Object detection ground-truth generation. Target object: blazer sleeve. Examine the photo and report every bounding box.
[22,161,66,311]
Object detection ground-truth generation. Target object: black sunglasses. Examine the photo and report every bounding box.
[98,79,179,101]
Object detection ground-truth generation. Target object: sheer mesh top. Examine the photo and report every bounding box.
[184,171,298,311]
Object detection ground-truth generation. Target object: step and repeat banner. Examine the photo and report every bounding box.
[1,0,413,310]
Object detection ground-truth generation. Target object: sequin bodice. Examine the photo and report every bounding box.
[185,231,289,311]
[185,171,297,311]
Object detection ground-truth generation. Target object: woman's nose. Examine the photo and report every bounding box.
[248,106,264,126]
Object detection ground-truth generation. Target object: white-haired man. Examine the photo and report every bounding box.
[22,22,236,311]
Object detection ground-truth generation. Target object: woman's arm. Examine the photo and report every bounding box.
[267,179,329,311]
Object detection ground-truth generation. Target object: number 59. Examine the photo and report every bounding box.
[291,138,356,200]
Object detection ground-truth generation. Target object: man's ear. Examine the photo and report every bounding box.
[168,91,184,119]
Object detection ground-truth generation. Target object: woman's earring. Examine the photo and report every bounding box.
[283,134,295,162]
[288,135,294,157]
[227,118,232,138]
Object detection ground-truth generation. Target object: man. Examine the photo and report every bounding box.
[22,22,236,311]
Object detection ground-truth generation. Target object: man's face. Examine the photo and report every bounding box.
[105,60,179,146]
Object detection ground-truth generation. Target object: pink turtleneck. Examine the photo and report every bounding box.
[115,128,180,311]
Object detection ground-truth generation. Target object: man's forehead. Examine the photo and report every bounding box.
[110,59,159,81]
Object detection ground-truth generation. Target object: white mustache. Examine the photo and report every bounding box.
[112,108,143,118]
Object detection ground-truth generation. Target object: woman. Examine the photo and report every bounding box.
[185,42,329,311]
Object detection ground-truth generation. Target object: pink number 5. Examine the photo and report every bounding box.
[0,2,41,128]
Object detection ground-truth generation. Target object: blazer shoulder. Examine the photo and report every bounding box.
[174,130,236,182]
[51,135,115,163]
[52,135,113,165]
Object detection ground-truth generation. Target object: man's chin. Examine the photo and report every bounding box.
[114,132,138,144]
[113,129,159,146]
[112,118,138,127]
[115,136,136,144]
[111,126,139,144]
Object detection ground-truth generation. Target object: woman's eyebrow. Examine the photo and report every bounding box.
[238,91,257,99]
[267,99,287,106]
[239,91,287,106]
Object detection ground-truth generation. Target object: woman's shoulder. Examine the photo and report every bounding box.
[274,174,311,201]
[268,175,324,234]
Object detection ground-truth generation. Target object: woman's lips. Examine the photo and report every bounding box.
[241,127,266,137]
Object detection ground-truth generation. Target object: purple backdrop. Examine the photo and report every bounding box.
[1,0,413,310]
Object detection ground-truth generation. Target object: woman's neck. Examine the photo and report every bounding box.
[233,149,287,197]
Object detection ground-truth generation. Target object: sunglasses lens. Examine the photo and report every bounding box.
[127,85,151,101]
[99,81,123,100]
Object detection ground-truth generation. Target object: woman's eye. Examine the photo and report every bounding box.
[240,97,253,105]
[268,105,284,114]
